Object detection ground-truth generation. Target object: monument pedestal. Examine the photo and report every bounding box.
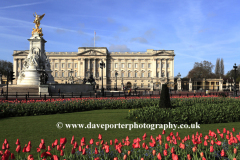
[39,85,49,96]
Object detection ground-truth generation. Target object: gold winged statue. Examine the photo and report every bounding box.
[32,12,45,37]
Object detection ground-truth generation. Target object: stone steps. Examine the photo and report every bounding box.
[1,85,39,93]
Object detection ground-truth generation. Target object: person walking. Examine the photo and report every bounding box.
[58,89,60,96]
[1,88,3,96]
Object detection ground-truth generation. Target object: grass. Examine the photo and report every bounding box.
[0,108,240,159]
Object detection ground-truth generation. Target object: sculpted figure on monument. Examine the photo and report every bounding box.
[32,12,45,37]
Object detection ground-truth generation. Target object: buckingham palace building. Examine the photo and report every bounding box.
[12,47,175,90]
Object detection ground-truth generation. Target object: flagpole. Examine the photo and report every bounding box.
[94,31,95,47]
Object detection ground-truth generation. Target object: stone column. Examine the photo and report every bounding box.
[160,59,162,77]
[20,59,22,71]
[65,59,67,78]
[153,58,156,78]
[99,59,102,78]
[112,59,114,77]
[94,59,96,78]
[103,58,107,78]
[132,59,134,78]
[165,59,168,78]
[189,78,192,92]
[13,59,17,84]
[172,59,174,77]
[83,58,85,78]
[219,79,223,91]
[58,59,61,76]
[78,59,81,77]
[145,59,147,78]
[177,78,181,91]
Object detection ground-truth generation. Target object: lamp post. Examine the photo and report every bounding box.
[115,72,118,91]
[100,60,105,96]
[0,72,2,84]
[233,63,238,96]
[230,77,233,92]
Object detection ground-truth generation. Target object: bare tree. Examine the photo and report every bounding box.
[215,58,220,78]
[187,60,215,79]
[0,60,13,76]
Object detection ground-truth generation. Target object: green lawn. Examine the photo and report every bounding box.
[0,109,240,159]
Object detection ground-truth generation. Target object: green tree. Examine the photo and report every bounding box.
[215,58,220,78]
[220,58,224,77]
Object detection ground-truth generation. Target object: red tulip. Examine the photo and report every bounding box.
[60,150,64,156]
[163,150,168,156]
[232,128,235,132]
[98,134,102,140]
[82,148,86,155]
[86,145,89,149]
[171,147,175,154]
[71,139,74,145]
[71,148,75,154]
[145,145,149,150]
[220,149,226,157]
[71,135,75,141]
[200,152,204,157]
[123,154,127,160]
[96,142,99,146]
[15,145,21,153]
[156,135,162,141]
[152,150,156,156]
[166,136,171,141]
[113,158,118,160]
[90,139,94,145]
[53,139,58,146]
[162,130,165,135]
[74,142,78,149]
[142,142,146,148]
[187,154,191,160]
[192,146,197,152]
[39,142,46,149]
[36,148,41,153]
[22,145,26,152]
[115,139,118,144]
[5,143,9,149]
[159,140,162,145]
[27,154,34,160]
[165,143,169,150]
[4,139,8,145]
[26,144,31,152]
[15,139,20,145]
[41,139,44,144]
[105,145,109,153]
[223,128,226,133]
[128,150,131,156]
[10,153,15,159]
[140,158,144,160]
[202,157,206,160]
[210,146,214,152]
[157,153,162,160]
[2,143,5,150]
[95,147,99,154]
[215,141,221,146]
[234,148,237,154]
[172,154,178,160]
[60,138,67,145]
[94,158,100,160]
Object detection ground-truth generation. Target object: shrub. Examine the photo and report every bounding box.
[159,84,172,109]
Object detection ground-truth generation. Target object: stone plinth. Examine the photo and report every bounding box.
[39,85,49,96]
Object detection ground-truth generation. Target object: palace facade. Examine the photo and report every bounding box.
[12,47,175,89]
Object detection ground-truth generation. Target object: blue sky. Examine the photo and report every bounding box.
[0,0,239,78]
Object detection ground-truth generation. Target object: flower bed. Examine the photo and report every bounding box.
[1,128,240,160]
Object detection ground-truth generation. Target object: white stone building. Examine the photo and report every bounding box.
[13,47,175,90]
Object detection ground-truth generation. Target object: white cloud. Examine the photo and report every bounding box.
[0,2,46,9]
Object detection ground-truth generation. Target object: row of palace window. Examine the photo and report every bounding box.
[54,71,170,78]
[115,63,170,69]
[51,63,170,70]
